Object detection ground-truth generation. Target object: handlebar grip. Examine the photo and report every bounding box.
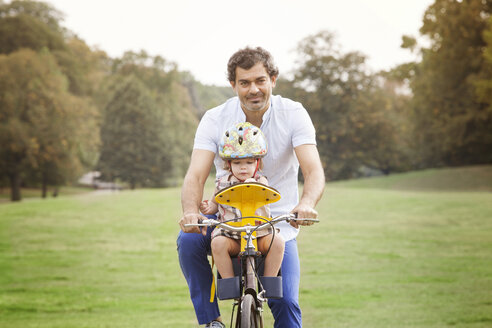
[184,218,219,228]
[184,219,203,228]
[299,218,320,223]
[291,213,319,220]
[290,213,319,223]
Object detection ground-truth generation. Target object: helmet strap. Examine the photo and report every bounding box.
[253,158,260,178]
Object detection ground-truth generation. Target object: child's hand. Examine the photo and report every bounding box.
[199,200,210,213]
[199,200,217,215]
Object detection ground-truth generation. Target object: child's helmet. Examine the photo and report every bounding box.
[219,122,267,159]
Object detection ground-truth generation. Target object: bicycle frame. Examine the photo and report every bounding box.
[185,182,318,327]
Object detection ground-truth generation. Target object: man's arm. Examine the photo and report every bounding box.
[291,144,325,227]
[179,149,215,234]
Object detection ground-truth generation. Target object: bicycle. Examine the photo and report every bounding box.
[186,181,318,328]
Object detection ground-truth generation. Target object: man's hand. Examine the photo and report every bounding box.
[179,213,207,235]
[290,203,318,228]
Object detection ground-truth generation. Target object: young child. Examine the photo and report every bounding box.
[200,122,285,279]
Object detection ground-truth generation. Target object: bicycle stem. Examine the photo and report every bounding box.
[243,226,258,293]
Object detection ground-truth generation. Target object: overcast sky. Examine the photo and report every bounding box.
[47,0,434,86]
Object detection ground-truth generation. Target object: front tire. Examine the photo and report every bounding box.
[240,294,258,328]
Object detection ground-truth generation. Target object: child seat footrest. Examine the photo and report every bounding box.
[217,276,241,300]
[259,276,283,299]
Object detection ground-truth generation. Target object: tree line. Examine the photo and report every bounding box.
[0,0,231,200]
[278,0,492,180]
[1,0,491,201]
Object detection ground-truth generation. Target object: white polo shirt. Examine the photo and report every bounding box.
[194,95,316,241]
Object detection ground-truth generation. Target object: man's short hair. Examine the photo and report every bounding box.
[227,47,279,83]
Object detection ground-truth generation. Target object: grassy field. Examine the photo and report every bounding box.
[0,186,94,202]
[1,166,491,327]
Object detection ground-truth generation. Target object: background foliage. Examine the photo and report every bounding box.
[1,0,492,200]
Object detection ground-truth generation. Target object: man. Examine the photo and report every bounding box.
[177,47,325,328]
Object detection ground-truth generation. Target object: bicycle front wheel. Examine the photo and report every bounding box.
[240,294,260,328]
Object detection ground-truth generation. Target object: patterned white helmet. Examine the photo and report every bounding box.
[219,122,267,159]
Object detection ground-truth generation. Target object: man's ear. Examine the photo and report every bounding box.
[271,75,277,88]
[230,81,236,92]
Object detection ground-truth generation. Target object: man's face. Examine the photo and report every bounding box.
[231,62,277,114]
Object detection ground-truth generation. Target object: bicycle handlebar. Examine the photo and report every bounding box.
[184,214,319,233]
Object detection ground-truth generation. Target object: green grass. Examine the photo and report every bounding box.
[0,190,194,327]
[0,186,94,201]
[330,165,492,192]
[1,167,492,327]
[299,188,492,327]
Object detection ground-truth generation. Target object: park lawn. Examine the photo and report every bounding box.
[0,186,94,202]
[1,167,492,327]
[0,189,195,327]
[299,187,492,327]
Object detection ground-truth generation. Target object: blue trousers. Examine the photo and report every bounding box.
[177,226,302,327]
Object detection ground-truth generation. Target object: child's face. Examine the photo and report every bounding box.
[230,158,257,180]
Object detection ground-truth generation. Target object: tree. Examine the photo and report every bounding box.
[289,31,412,180]
[97,76,171,189]
[98,51,198,185]
[157,80,199,181]
[52,37,109,97]
[409,0,492,167]
[356,74,414,174]
[291,31,367,179]
[475,15,492,152]
[0,0,66,54]
[0,49,98,200]
[180,71,234,117]
[0,1,103,199]
[0,0,64,31]
[34,93,99,197]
